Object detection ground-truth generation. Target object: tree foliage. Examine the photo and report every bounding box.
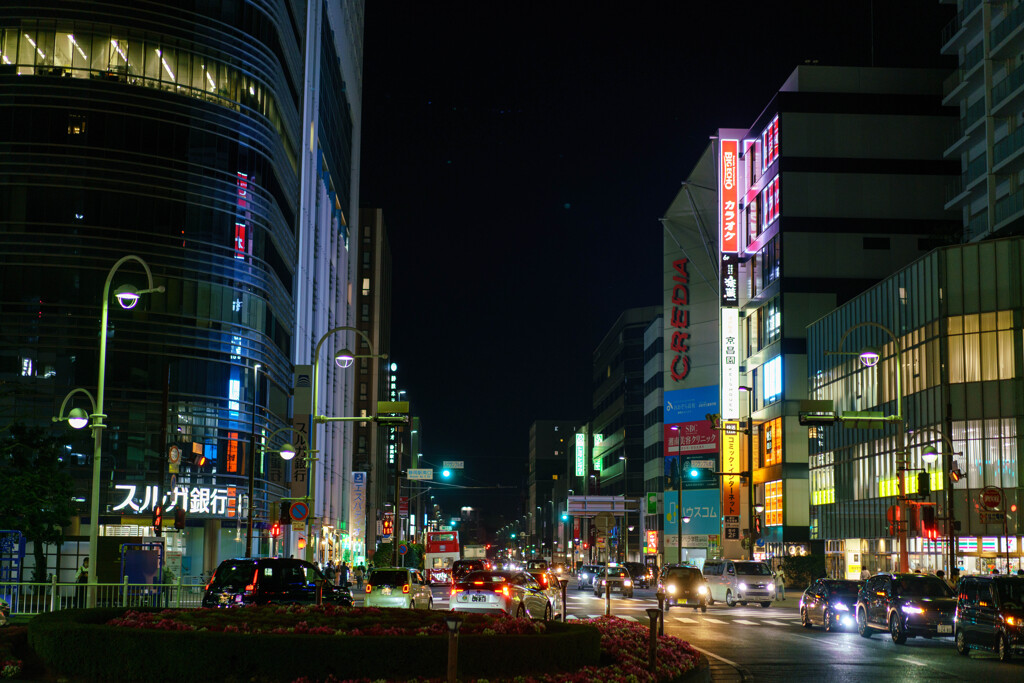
[0,422,77,582]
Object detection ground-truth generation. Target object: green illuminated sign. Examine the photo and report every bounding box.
[575,433,586,476]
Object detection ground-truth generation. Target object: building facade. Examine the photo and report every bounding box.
[528,420,580,560]
[807,237,1024,577]
[0,0,363,581]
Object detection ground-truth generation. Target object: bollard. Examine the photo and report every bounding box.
[50,575,58,613]
[559,578,569,622]
[657,591,665,635]
[444,614,463,683]
[646,608,661,673]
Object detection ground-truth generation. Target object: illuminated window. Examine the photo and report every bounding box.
[763,417,783,466]
[759,176,780,232]
[765,480,783,526]
[226,434,238,473]
[67,113,85,134]
[947,312,1015,383]
[763,356,782,404]
[760,114,779,173]
[362,278,370,295]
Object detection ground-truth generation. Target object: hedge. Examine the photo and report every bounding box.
[28,608,601,682]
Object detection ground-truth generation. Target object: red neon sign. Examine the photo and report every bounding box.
[719,139,739,253]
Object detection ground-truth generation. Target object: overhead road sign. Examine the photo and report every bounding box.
[798,400,837,426]
[407,468,433,481]
[567,495,636,517]
[377,401,409,414]
[442,460,464,469]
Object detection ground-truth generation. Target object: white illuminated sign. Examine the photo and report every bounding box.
[764,355,783,404]
[575,433,586,477]
[721,308,740,420]
[113,483,239,517]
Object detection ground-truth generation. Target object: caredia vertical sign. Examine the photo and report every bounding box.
[291,365,312,500]
[350,471,366,552]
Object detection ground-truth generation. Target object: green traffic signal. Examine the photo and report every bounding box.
[442,469,452,479]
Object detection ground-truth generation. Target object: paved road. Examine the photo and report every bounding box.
[424,585,1024,682]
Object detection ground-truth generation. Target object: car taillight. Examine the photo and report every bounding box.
[541,576,548,587]
[402,584,410,594]
[205,575,215,592]
[451,587,463,596]
[244,569,259,594]
[365,584,372,593]
[502,585,510,597]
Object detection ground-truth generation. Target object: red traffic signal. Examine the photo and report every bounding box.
[270,522,282,538]
[174,508,186,530]
[921,506,938,540]
[152,505,163,536]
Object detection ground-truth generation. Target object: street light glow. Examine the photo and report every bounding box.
[279,442,296,460]
[113,284,141,309]
[922,448,939,465]
[334,348,356,368]
[67,407,90,429]
[442,468,451,478]
[859,346,881,367]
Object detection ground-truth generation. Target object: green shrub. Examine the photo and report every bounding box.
[28,608,600,682]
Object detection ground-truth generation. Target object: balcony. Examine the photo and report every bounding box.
[992,65,1024,116]
[993,126,1024,169]
[964,97,987,134]
[943,67,971,104]
[995,192,1024,227]
[944,118,969,157]
[991,2,1024,57]
[964,41,984,73]
[966,210,989,241]
[964,154,988,189]
[941,10,967,54]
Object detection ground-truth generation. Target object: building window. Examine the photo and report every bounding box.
[760,234,781,288]
[763,356,782,405]
[948,311,1016,382]
[760,114,779,174]
[360,303,370,322]
[67,113,86,134]
[361,277,370,296]
[759,175,779,232]
[762,417,783,466]
[765,479,782,526]
[760,298,780,348]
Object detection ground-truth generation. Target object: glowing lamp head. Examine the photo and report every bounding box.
[859,346,881,367]
[442,469,452,479]
[681,515,691,524]
[67,407,90,430]
[279,443,296,461]
[334,348,356,369]
[922,449,939,465]
[689,468,700,478]
[114,284,141,309]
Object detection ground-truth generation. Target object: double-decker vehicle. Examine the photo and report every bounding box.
[424,530,461,584]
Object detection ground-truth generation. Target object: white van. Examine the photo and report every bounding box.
[702,559,776,607]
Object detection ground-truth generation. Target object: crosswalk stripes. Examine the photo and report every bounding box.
[732,619,759,625]
[760,619,794,626]
[674,617,699,624]
[701,617,727,623]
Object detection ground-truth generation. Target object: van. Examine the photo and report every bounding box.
[702,559,776,607]
[954,574,1024,660]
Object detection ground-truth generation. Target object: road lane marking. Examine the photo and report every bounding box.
[674,617,699,623]
[896,657,926,667]
[686,644,751,678]
[732,619,759,625]
[701,617,726,623]
[760,620,791,625]
[619,616,638,621]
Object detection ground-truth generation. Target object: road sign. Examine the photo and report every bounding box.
[377,401,409,414]
[647,492,658,514]
[981,486,1002,510]
[723,516,740,525]
[399,497,409,518]
[593,512,615,533]
[289,501,309,522]
[980,510,1006,524]
[397,543,409,555]
[407,468,433,481]
[442,460,464,469]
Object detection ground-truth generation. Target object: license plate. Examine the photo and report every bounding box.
[219,595,229,604]
[471,595,486,603]
[381,587,391,596]
[938,624,952,634]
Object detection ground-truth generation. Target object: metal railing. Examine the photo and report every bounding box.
[0,577,206,616]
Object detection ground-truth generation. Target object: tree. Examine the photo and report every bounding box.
[0,422,77,583]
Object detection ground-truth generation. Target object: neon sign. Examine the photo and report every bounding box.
[719,139,739,254]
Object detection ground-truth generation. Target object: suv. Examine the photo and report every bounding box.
[451,559,487,584]
[703,559,776,607]
[856,573,955,643]
[594,566,634,598]
[623,561,652,588]
[955,574,1024,661]
[577,564,604,590]
[658,564,709,612]
[202,557,353,608]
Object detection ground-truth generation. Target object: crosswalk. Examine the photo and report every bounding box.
[564,613,804,628]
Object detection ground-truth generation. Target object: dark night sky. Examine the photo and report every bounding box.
[358,1,953,525]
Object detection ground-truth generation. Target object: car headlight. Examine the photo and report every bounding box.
[833,602,849,612]
[1005,615,1019,627]
[623,579,632,586]
[697,584,708,595]
[738,582,747,591]
[903,605,924,614]
[667,584,677,594]
[767,582,775,592]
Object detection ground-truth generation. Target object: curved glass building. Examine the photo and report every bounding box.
[0,1,363,580]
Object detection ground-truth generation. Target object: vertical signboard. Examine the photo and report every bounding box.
[720,422,741,517]
[719,139,739,254]
[575,432,586,477]
[291,364,312,500]
[721,308,740,420]
[350,471,366,552]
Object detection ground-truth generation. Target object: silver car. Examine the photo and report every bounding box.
[363,567,433,609]
[528,569,565,619]
[450,570,554,619]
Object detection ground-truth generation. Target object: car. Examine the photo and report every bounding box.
[451,559,488,585]
[955,574,1024,660]
[658,564,709,612]
[202,557,353,608]
[576,564,604,590]
[623,561,652,588]
[594,565,634,598]
[527,569,564,618]
[363,567,433,609]
[450,570,554,619]
[702,559,776,607]
[551,562,568,577]
[800,578,862,631]
[856,572,956,643]
[526,559,549,571]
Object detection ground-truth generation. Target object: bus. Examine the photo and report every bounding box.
[424,530,461,584]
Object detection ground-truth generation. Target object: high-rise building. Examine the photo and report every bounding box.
[528,420,581,559]
[941,1,1024,241]
[0,1,363,580]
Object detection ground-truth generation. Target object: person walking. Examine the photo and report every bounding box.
[354,565,365,590]
[338,561,350,587]
[775,566,787,601]
[75,558,89,608]
[323,561,336,586]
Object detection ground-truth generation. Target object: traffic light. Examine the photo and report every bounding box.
[921,506,938,540]
[280,501,292,525]
[382,516,394,536]
[270,522,282,538]
[752,513,762,540]
[917,471,931,499]
[441,469,452,479]
[152,505,163,536]
[174,508,186,530]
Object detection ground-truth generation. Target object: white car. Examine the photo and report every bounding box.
[363,567,433,609]
[527,569,565,619]
[450,570,554,619]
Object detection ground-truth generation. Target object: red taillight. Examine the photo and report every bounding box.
[473,580,484,585]
[502,585,510,598]
[541,576,548,587]
[402,584,410,594]
[244,569,259,594]
[365,584,372,593]
[205,575,215,592]
[451,587,462,596]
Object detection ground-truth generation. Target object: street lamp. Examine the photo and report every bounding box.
[907,427,959,574]
[619,455,629,562]
[737,385,757,560]
[830,322,908,572]
[245,362,262,558]
[246,425,298,557]
[56,256,163,607]
[306,326,386,563]
[669,425,684,564]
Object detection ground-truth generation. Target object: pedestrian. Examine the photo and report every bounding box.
[860,567,870,581]
[75,558,89,608]
[354,565,365,589]
[775,566,786,601]
[324,561,336,586]
[338,561,350,586]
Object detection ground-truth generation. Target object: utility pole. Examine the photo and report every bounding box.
[392,427,403,564]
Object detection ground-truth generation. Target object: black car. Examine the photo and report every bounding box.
[955,575,1024,661]
[577,564,604,590]
[658,564,709,612]
[202,557,353,608]
[451,559,487,584]
[856,573,955,643]
[594,566,634,598]
[800,578,862,631]
[623,561,652,588]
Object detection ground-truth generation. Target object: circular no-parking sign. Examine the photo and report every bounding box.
[398,543,409,555]
[289,501,309,522]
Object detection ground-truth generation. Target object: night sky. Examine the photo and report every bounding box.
[358,1,953,526]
